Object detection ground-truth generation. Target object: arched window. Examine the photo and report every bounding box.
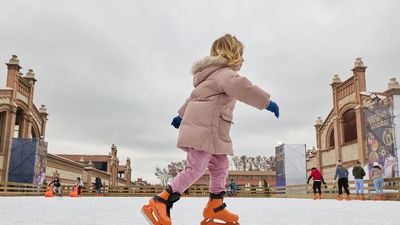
[0,112,5,147]
[328,128,335,148]
[343,109,357,142]
[14,108,23,138]
[31,127,38,139]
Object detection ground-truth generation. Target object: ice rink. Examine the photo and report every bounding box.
[0,196,399,225]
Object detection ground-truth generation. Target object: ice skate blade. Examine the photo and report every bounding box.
[141,205,157,225]
[142,204,171,225]
[201,218,240,225]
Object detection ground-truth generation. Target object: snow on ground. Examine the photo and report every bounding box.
[0,196,399,225]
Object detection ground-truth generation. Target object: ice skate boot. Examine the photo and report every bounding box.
[141,185,181,225]
[346,194,351,201]
[313,193,320,200]
[337,194,343,201]
[201,192,239,225]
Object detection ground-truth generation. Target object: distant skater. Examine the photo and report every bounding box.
[49,176,62,197]
[75,177,84,196]
[371,162,385,200]
[307,167,326,200]
[333,162,351,201]
[352,161,366,200]
[94,177,103,196]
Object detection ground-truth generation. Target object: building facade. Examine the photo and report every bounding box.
[57,144,132,186]
[0,55,133,186]
[0,55,48,182]
[307,58,400,180]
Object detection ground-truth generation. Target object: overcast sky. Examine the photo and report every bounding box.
[1,0,400,184]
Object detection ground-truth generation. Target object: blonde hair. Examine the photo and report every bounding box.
[210,34,243,67]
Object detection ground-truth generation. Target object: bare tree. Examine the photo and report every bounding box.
[167,160,187,177]
[230,155,275,171]
[232,156,241,170]
[248,156,255,171]
[155,167,171,186]
[266,156,276,171]
[259,156,268,171]
[240,155,248,171]
[253,156,262,171]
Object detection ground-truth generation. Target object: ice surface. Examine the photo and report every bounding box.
[0,196,399,225]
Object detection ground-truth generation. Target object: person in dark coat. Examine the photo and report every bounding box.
[333,161,350,201]
[352,161,366,200]
[93,177,103,196]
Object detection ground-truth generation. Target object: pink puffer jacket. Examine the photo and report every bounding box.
[177,56,271,155]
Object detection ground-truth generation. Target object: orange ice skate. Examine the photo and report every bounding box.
[201,192,239,225]
[69,186,78,197]
[141,185,180,225]
[44,184,54,197]
[337,194,343,201]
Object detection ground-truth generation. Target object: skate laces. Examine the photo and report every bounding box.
[209,192,227,213]
[153,185,181,217]
[213,203,227,213]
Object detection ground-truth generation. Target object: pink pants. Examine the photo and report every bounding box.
[170,148,229,194]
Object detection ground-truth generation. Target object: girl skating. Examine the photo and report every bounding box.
[142,34,279,225]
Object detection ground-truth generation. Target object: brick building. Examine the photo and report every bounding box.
[0,55,133,186]
[307,58,400,179]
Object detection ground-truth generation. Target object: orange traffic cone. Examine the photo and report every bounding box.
[44,184,54,197]
[69,186,79,197]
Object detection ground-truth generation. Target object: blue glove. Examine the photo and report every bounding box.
[171,115,182,129]
[266,100,279,118]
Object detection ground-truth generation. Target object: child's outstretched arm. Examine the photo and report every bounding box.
[217,70,279,118]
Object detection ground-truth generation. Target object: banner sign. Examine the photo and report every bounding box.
[364,102,398,178]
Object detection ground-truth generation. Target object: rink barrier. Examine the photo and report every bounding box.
[1,177,399,200]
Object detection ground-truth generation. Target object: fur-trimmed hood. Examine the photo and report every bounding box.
[191,56,228,87]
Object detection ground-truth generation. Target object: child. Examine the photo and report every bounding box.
[307,167,326,200]
[352,161,366,200]
[371,162,384,200]
[142,34,279,225]
[333,161,351,201]
[49,176,62,197]
[228,179,238,197]
[75,177,84,196]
